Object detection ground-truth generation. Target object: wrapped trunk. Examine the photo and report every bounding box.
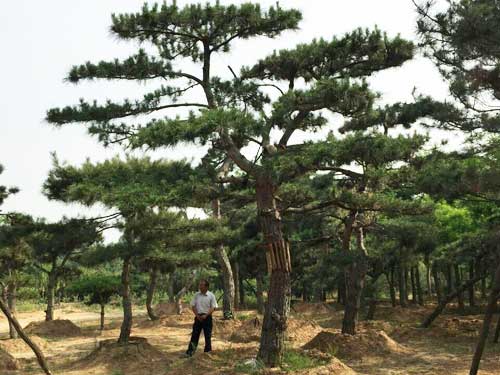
[146,267,159,321]
[7,279,18,339]
[256,178,291,367]
[118,257,133,344]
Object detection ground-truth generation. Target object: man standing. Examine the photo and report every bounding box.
[185,279,218,356]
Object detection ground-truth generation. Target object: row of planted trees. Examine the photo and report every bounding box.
[1,1,500,374]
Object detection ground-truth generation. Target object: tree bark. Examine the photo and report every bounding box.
[256,271,265,315]
[411,266,417,304]
[7,279,18,339]
[425,255,433,297]
[415,265,424,306]
[469,261,476,307]
[100,303,105,331]
[45,270,57,321]
[386,269,397,307]
[232,260,240,310]
[399,264,408,308]
[337,274,346,305]
[167,274,175,303]
[421,274,485,328]
[239,276,246,308]
[118,257,133,344]
[256,178,291,367]
[469,262,500,375]
[492,313,500,344]
[446,264,453,295]
[146,267,159,321]
[455,264,465,312]
[0,298,53,375]
[432,264,443,303]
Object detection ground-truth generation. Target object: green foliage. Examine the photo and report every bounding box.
[67,274,121,306]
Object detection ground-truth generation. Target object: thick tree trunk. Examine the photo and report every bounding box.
[213,199,236,319]
[470,262,500,375]
[469,261,476,307]
[118,257,133,344]
[256,272,265,315]
[421,275,485,328]
[100,303,105,331]
[0,298,52,375]
[455,264,465,312]
[415,265,424,306]
[232,260,240,310]
[7,279,18,339]
[256,178,291,367]
[386,269,397,307]
[45,271,57,321]
[146,267,159,321]
[432,264,443,303]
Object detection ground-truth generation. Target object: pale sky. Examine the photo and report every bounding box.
[0,0,452,230]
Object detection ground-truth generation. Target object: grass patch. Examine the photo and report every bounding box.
[281,349,328,372]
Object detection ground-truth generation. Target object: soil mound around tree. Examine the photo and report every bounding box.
[0,336,48,355]
[292,302,333,315]
[287,318,323,344]
[154,302,191,316]
[303,329,410,360]
[229,317,262,343]
[24,319,82,338]
[76,336,171,373]
[0,347,19,371]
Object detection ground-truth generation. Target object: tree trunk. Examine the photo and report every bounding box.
[342,224,368,335]
[386,269,397,307]
[455,264,465,313]
[337,275,346,305]
[167,274,175,303]
[415,265,424,306]
[7,279,18,339]
[410,267,417,304]
[399,264,408,308]
[0,298,52,375]
[232,260,240,310]
[175,275,195,315]
[256,178,291,367]
[432,264,443,303]
[492,313,500,344]
[446,264,453,295]
[256,272,265,315]
[118,257,133,344]
[469,262,500,375]
[239,276,246,308]
[469,261,476,307]
[480,260,487,300]
[365,299,377,320]
[421,274,485,328]
[425,255,433,297]
[212,198,236,319]
[146,267,159,321]
[100,303,105,331]
[45,271,57,321]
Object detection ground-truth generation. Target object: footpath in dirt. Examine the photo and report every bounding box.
[0,302,499,374]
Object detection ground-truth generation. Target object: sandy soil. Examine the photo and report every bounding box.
[0,302,499,374]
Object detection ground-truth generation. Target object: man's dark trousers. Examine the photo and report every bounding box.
[186,314,212,355]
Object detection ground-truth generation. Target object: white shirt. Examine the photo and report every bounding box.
[190,291,218,314]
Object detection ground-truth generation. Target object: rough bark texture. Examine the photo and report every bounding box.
[118,257,133,344]
[421,275,485,328]
[256,271,265,315]
[7,280,18,339]
[0,297,53,375]
[256,178,291,367]
[470,262,500,375]
[146,267,159,321]
[45,271,57,322]
[212,199,235,320]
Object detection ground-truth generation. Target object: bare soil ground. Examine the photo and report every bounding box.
[0,302,499,374]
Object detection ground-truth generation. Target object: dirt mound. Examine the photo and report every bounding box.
[303,329,409,359]
[154,302,191,316]
[292,302,333,315]
[0,336,48,354]
[443,317,483,332]
[287,318,323,344]
[24,319,82,338]
[76,336,171,373]
[0,347,19,371]
[229,317,262,343]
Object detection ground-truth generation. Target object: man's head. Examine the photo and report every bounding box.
[199,279,209,294]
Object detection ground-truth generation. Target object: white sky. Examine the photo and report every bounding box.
[0,0,453,231]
